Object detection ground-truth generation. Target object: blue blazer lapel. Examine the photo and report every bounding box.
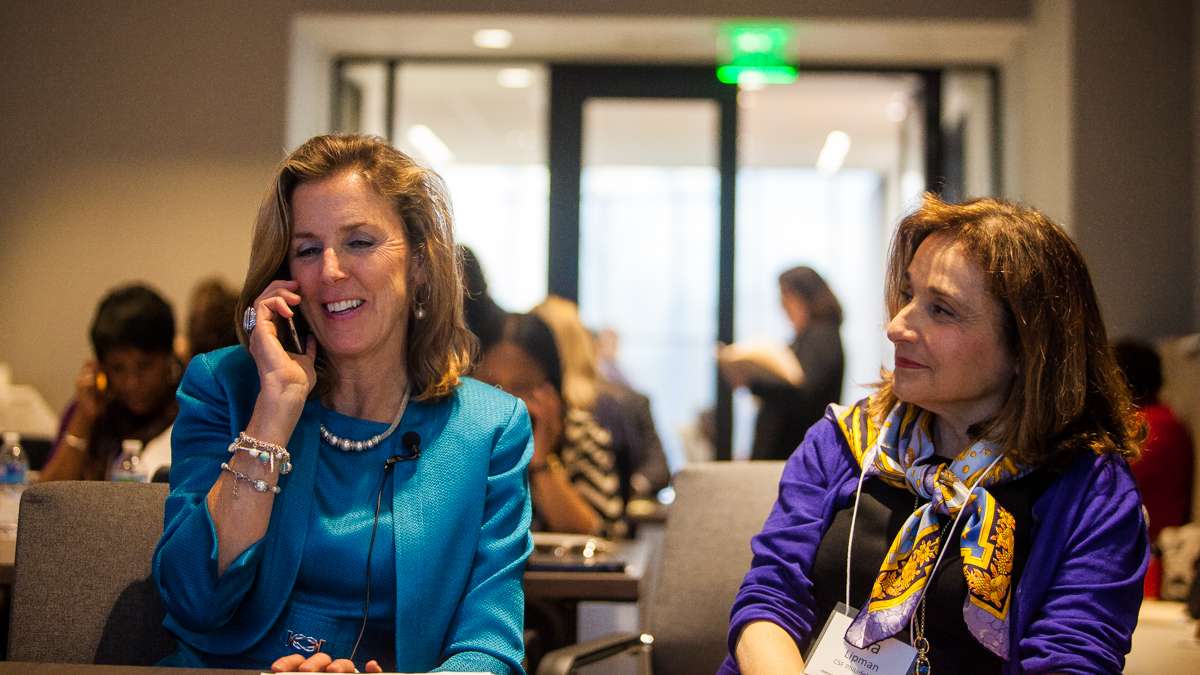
[390,397,452,668]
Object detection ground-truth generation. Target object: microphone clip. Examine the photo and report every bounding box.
[385,431,422,468]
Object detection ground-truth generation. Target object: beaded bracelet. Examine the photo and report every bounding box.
[227,432,292,474]
[220,461,281,496]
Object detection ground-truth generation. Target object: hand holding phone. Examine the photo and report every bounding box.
[247,280,318,403]
[74,360,107,423]
[273,310,310,355]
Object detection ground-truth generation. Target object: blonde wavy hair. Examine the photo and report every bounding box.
[533,296,600,411]
[236,134,474,401]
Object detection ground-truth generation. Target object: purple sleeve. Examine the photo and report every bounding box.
[1016,453,1149,674]
[723,419,856,670]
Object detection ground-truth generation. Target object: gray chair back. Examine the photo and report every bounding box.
[8,481,175,664]
[645,461,784,674]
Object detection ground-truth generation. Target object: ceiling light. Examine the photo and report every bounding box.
[816,131,851,176]
[497,67,533,88]
[406,125,455,166]
[473,29,513,49]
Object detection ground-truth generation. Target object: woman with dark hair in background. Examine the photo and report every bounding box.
[42,284,180,481]
[477,312,624,537]
[726,195,1147,674]
[744,266,845,461]
[153,134,531,673]
[459,245,506,355]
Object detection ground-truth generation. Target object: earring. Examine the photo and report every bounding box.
[414,302,427,320]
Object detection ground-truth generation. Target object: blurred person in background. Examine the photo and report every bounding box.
[594,327,629,387]
[1115,338,1194,542]
[731,266,845,461]
[459,245,506,355]
[534,296,671,503]
[153,134,531,673]
[42,284,180,481]
[145,276,243,483]
[476,312,625,537]
[182,277,240,363]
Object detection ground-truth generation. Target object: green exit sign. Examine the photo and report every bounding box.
[717,23,797,85]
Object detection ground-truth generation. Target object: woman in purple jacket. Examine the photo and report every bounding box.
[725,195,1148,674]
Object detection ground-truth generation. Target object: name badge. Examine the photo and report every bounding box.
[803,603,916,675]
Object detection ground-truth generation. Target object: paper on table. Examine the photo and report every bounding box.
[717,341,805,387]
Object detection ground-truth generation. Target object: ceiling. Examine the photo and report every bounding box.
[295,13,1024,64]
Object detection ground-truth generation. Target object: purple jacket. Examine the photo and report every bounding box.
[722,417,1148,674]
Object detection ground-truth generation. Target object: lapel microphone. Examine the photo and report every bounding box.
[350,429,422,665]
[385,431,421,468]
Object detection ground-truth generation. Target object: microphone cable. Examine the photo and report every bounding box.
[348,431,421,665]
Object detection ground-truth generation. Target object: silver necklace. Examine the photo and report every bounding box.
[319,386,410,452]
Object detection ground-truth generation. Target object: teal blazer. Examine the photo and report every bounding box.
[153,346,533,673]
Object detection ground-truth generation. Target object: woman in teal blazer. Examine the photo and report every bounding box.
[153,135,533,673]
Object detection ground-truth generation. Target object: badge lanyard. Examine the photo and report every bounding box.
[844,449,1004,639]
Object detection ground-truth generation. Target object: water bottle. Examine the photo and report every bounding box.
[0,431,27,529]
[0,431,28,488]
[110,438,148,483]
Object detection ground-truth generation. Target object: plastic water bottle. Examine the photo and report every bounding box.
[0,432,27,530]
[110,438,148,483]
[0,431,28,488]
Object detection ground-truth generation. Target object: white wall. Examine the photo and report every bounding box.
[1071,0,1195,340]
[0,2,294,412]
[1001,0,1073,227]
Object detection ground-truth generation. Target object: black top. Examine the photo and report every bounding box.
[805,459,1056,671]
[594,381,671,501]
[749,319,844,460]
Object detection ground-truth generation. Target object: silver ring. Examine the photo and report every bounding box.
[243,306,257,333]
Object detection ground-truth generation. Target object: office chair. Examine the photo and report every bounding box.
[537,461,785,674]
[7,481,175,664]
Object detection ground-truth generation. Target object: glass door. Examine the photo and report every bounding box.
[549,66,737,465]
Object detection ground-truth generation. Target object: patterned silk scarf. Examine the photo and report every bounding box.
[830,398,1032,659]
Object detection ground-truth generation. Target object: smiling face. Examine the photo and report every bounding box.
[288,170,414,369]
[886,234,1016,430]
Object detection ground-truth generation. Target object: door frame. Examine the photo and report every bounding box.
[547,64,740,459]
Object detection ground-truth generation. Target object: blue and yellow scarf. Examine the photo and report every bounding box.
[830,398,1030,659]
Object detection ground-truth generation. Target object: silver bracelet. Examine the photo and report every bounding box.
[220,461,281,496]
[227,432,292,474]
